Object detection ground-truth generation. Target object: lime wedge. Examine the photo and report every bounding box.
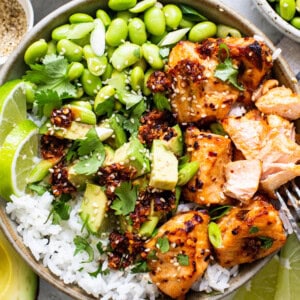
[231,255,279,300]
[0,80,27,146]
[275,234,300,299]
[0,119,38,201]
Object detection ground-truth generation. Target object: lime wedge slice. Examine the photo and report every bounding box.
[0,80,27,146]
[0,119,38,200]
[275,234,300,299]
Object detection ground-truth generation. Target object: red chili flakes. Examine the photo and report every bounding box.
[50,107,74,128]
[40,135,68,160]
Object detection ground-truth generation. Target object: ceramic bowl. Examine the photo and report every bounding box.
[0,0,298,299]
[0,0,34,65]
[254,0,300,43]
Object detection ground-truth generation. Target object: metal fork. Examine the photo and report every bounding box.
[276,179,300,241]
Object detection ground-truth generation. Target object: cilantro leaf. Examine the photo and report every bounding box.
[27,183,47,196]
[73,236,94,263]
[249,226,259,234]
[47,198,71,225]
[177,254,189,266]
[131,261,149,273]
[77,128,102,156]
[156,237,170,253]
[153,93,171,112]
[23,54,77,99]
[89,262,110,277]
[214,44,244,91]
[111,181,138,215]
[259,236,274,249]
[123,100,146,135]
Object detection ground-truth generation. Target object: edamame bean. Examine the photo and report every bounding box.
[47,40,57,55]
[217,24,242,38]
[141,43,164,69]
[162,4,182,30]
[81,69,102,96]
[128,18,147,45]
[69,13,94,24]
[111,43,142,71]
[24,82,36,104]
[102,63,113,81]
[179,18,194,29]
[83,45,108,76]
[24,39,48,65]
[116,11,134,22]
[279,0,296,21]
[94,85,116,116]
[70,100,93,111]
[51,24,70,41]
[67,62,84,81]
[291,16,300,28]
[133,58,148,71]
[108,0,137,11]
[130,66,145,91]
[106,18,128,47]
[57,39,83,62]
[143,68,154,96]
[144,6,166,36]
[107,70,127,90]
[188,21,217,42]
[96,9,112,27]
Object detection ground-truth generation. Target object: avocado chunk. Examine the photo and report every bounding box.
[110,138,150,177]
[163,124,183,156]
[67,163,94,190]
[139,215,159,237]
[79,183,108,234]
[0,229,38,300]
[103,144,115,166]
[149,139,178,190]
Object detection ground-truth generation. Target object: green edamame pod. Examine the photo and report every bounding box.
[216,24,242,38]
[129,0,157,13]
[57,39,83,62]
[144,6,166,36]
[188,21,217,42]
[69,13,94,24]
[96,9,112,27]
[94,85,116,116]
[130,66,145,91]
[128,18,147,45]
[141,43,164,69]
[51,24,70,41]
[162,4,183,30]
[67,62,84,81]
[24,39,48,65]
[81,69,102,96]
[106,18,128,47]
[279,0,296,21]
[108,0,137,11]
[111,42,142,71]
[133,58,148,71]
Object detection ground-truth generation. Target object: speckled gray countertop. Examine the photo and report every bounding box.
[29,0,298,299]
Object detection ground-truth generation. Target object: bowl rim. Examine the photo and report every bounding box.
[0,0,297,299]
[254,0,300,43]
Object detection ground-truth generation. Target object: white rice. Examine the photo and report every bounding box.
[6,192,236,298]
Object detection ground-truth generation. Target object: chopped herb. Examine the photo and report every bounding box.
[89,261,110,277]
[177,254,189,266]
[73,236,94,263]
[47,197,71,225]
[111,181,138,215]
[209,122,227,136]
[131,260,149,273]
[96,241,105,255]
[123,100,146,135]
[214,43,244,91]
[156,236,170,253]
[249,226,259,234]
[208,222,222,248]
[209,205,232,221]
[147,250,158,260]
[180,4,207,22]
[153,93,171,112]
[259,236,274,249]
[27,183,47,196]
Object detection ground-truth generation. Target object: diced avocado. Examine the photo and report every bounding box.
[67,163,93,190]
[111,138,150,177]
[163,124,183,156]
[64,104,96,125]
[79,183,108,234]
[103,144,115,166]
[149,139,178,190]
[28,158,59,183]
[0,229,38,300]
[53,121,93,140]
[139,215,159,237]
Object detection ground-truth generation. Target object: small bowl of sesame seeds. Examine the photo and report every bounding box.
[0,0,34,65]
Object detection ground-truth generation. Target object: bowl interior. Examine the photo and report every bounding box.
[0,0,298,299]
[18,0,34,29]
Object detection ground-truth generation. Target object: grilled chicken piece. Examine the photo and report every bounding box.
[266,114,295,140]
[183,126,232,205]
[255,86,300,120]
[214,195,286,268]
[223,160,262,203]
[148,38,272,124]
[144,211,211,299]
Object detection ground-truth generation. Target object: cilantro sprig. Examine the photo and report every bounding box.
[156,236,170,253]
[74,235,94,263]
[214,43,244,91]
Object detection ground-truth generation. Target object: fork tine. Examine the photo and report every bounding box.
[275,190,300,241]
[283,184,300,219]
